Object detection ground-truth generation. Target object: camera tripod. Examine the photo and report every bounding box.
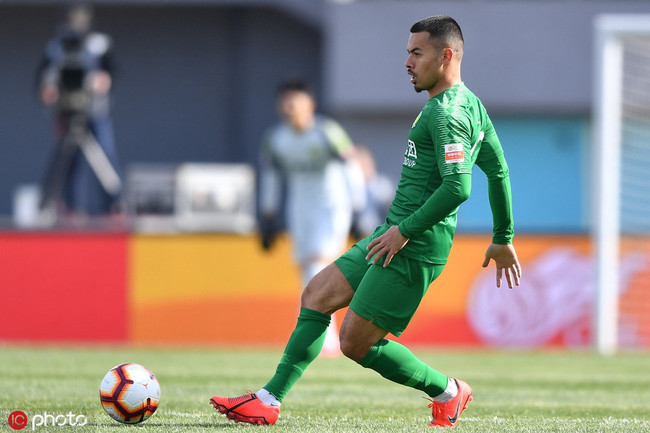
[39,113,122,217]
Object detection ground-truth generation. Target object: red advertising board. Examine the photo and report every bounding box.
[1,232,648,348]
[0,233,128,342]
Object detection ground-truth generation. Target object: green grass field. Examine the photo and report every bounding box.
[1,345,649,432]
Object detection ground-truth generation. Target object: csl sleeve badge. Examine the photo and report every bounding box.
[444,143,465,164]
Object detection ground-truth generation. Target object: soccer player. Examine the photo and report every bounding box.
[258,80,365,356]
[211,15,522,427]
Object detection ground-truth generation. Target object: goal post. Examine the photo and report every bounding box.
[593,14,650,355]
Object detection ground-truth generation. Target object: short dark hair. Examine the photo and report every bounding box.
[410,15,464,54]
[276,79,315,99]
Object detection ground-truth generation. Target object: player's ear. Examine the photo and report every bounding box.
[441,47,454,64]
[307,93,317,112]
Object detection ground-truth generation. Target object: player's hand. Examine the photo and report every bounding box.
[365,225,409,267]
[259,215,279,251]
[40,85,59,105]
[482,243,522,289]
[89,70,112,95]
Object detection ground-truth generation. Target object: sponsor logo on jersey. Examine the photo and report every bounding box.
[403,140,418,167]
[403,157,416,168]
[405,140,417,159]
[444,143,464,164]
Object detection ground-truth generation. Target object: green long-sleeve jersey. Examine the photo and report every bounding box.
[375,83,514,264]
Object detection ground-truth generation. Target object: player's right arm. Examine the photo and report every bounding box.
[397,104,474,240]
[258,132,282,250]
[36,42,59,106]
[397,173,471,239]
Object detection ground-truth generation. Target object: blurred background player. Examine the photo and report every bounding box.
[350,144,395,239]
[37,3,122,220]
[258,79,365,356]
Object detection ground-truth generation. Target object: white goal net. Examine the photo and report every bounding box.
[593,14,650,354]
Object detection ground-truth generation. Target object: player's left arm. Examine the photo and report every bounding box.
[475,120,521,288]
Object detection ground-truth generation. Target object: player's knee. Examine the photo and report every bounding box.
[300,278,320,308]
[339,332,369,363]
[300,264,352,314]
[338,331,355,360]
[300,278,336,315]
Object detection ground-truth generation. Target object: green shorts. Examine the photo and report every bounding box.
[334,236,444,337]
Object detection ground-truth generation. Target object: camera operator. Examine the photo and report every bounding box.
[37,4,122,217]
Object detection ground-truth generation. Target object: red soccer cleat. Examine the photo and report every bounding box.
[427,379,473,427]
[210,391,280,425]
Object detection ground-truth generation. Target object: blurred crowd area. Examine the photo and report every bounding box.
[1,1,650,234]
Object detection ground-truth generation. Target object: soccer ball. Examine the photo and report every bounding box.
[99,363,161,424]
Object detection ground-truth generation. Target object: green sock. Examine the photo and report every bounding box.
[263,307,330,402]
[359,339,448,398]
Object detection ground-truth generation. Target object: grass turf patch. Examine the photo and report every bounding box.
[0,346,648,432]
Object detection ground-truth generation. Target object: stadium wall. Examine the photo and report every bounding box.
[4,232,647,348]
[1,1,648,234]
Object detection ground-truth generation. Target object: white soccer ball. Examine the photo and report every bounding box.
[99,363,161,424]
